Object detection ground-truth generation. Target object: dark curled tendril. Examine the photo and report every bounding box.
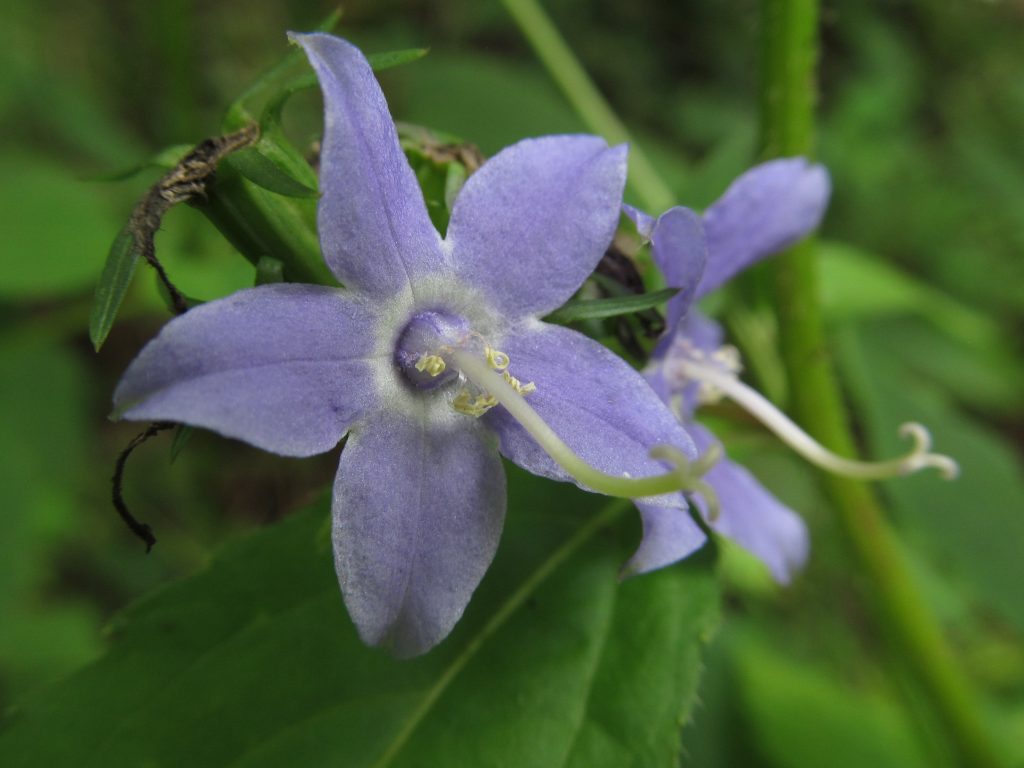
[126,124,260,316]
[111,421,176,552]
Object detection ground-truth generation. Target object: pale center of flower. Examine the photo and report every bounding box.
[393,310,471,391]
[395,310,723,503]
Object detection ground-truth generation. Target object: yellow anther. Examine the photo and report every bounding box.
[452,389,498,417]
[415,354,447,377]
[502,370,537,396]
[485,347,510,371]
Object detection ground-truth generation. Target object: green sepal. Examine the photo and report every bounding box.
[222,147,318,199]
[89,227,141,351]
[255,256,286,286]
[544,287,679,325]
[169,425,194,463]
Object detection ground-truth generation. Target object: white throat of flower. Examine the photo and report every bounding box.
[667,340,960,481]
[415,341,721,506]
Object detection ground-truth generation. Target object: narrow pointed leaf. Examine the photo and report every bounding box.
[366,47,430,72]
[88,227,140,351]
[544,287,678,325]
[223,147,319,198]
[169,425,193,463]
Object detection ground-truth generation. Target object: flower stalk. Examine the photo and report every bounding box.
[760,0,1004,765]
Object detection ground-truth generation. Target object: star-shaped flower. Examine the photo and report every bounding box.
[113,33,698,656]
[625,159,831,582]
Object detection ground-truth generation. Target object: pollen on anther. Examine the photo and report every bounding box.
[415,354,447,377]
[453,389,498,417]
[502,369,537,396]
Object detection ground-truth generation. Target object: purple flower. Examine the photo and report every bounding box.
[113,33,698,657]
[625,159,831,583]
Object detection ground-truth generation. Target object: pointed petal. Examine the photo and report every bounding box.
[114,284,380,457]
[622,203,655,240]
[697,158,830,298]
[446,136,627,319]
[689,423,809,583]
[294,33,443,297]
[332,411,506,657]
[648,206,707,330]
[483,321,695,497]
[623,501,708,576]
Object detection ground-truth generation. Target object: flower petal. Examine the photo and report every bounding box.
[483,321,696,496]
[649,206,707,331]
[689,423,809,583]
[113,284,380,457]
[446,136,628,319]
[622,203,656,240]
[697,157,830,298]
[294,33,443,298]
[623,501,708,577]
[332,410,506,657]
[647,310,725,419]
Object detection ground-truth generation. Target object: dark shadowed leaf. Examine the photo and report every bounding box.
[0,469,718,768]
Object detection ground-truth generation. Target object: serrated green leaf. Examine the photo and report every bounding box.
[223,147,318,198]
[545,288,678,325]
[88,227,140,351]
[0,469,717,768]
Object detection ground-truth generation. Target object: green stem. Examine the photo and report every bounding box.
[499,0,675,215]
[761,1,1003,766]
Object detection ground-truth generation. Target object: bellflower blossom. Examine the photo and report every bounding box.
[627,159,957,582]
[112,33,703,657]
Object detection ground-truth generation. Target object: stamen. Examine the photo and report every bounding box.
[452,388,498,417]
[415,354,447,377]
[502,369,537,395]
[485,347,510,371]
[450,348,717,499]
[675,355,960,481]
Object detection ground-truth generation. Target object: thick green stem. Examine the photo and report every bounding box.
[499,0,675,215]
[761,1,1003,765]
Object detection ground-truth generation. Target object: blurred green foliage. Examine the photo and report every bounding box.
[0,0,1021,764]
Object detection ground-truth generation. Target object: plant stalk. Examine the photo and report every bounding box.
[760,1,1003,765]
[499,0,675,215]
